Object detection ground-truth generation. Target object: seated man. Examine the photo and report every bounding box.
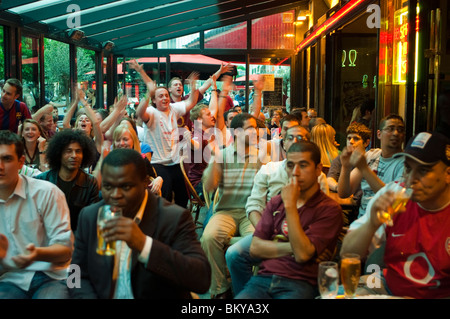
[235,141,343,299]
[0,130,73,299]
[69,148,211,299]
[268,114,300,162]
[338,114,406,219]
[226,124,329,296]
[340,132,450,299]
[201,113,266,299]
[36,129,100,232]
[327,122,371,224]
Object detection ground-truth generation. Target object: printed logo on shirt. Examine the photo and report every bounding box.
[281,219,288,237]
[16,112,22,120]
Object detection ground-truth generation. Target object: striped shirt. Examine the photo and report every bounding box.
[213,144,263,212]
[0,100,31,133]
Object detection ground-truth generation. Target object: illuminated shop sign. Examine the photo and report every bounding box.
[393,6,419,84]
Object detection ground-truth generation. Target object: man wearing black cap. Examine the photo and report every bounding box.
[341,131,450,299]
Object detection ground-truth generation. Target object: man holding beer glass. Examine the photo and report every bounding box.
[70,148,211,299]
[341,132,450,299]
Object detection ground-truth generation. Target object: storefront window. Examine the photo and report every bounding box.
[378,0,419,120]
[205,23,246,49]
[252,11,295,50]
[158,33,200,49]
[21,35,40,112]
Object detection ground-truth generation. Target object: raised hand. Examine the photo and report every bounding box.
[128,59,143,72]
[281,177,301,211]
[253,74,265,92]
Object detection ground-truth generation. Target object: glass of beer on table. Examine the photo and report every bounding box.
[318,261,339,299]
[340,253,361,299]
[97,205,122,256]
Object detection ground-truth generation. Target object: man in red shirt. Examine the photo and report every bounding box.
[235,141,343,299]
[341,131,450,298]
[0,79,31,133]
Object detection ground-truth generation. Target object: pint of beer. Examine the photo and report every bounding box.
[340,253,361,299]
[97,205,122,256]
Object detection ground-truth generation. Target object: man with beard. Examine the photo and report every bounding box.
[338,114,406,219]
[35,129,99,232]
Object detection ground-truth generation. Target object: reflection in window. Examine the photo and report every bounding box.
[158,33,200,49]
[22,35,40,112]
[205,23,246,49]
[252,11,295,50]
[44,38,70,108]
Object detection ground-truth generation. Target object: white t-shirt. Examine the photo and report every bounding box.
[143,102,186,165]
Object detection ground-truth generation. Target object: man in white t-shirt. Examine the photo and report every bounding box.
[341,131,450,299]
[338,114,406,218]
[134,60,199,207]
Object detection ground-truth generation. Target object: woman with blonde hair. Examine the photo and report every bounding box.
[19,119,49,172]
[310,123,339,174]
[107,123,163,195]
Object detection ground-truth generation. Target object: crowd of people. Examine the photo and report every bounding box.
[0,63,449,300]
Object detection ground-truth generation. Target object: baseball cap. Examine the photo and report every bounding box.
[394,132,450,166]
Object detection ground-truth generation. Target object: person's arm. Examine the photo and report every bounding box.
[208,75,218,119]
[101,95,127,134]
[37,136,49,172]
[11,244,72,269]
[356,157,385,193]
[12,187,73,269]
[245,164,270,227]
[250,235,292,259]
[130,59,156,125]
[31,104,54,122]
[249,74,265,118]
[198,63,232,95]
[216,75,233,133]
[136,93,151,124]
[281,177,316,263]
[337,146,363,198]
[340,189,395,259]
[202,153,222,193]
[128,59,152,84]
[80,96,103,153]
[62,89,83,129]
[104,95,128,141]
[91,142,110,189]
[183,71,199,113]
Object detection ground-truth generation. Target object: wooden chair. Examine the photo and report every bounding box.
[180,156,205,228]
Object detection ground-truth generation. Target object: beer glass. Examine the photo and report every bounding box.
[96,205,122,256]
[377,182,412,226]
[318,261,339,299]
[340,253,361,299]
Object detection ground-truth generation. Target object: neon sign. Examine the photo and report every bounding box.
[393,6,419,84]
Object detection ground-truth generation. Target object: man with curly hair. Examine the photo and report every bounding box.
[36,129,100,232]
